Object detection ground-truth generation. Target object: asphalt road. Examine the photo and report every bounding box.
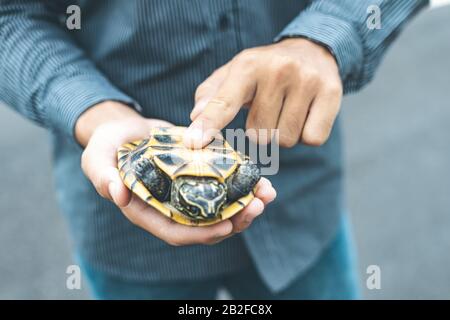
[0,6,449,299]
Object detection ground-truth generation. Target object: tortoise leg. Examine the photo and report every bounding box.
[226,160,260,203]
[134,158,171,202]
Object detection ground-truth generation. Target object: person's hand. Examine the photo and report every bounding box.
[76,101,276,246]
[185,38,343,148]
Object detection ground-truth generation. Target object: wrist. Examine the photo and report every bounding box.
[75,100,141,147]
[278,37,340,78]
[279,37,336,59]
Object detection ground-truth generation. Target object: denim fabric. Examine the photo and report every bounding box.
[80,214,360,300]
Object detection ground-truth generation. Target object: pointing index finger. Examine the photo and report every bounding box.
[184,67,256,149]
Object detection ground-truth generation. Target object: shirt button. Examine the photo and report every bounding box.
[218,13,230,30]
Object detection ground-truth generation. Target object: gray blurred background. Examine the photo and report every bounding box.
[0,5,449,299]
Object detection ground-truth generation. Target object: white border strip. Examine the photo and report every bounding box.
[430,0,450,8]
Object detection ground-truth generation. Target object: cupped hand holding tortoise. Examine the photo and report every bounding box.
[75,101,276,246]
[118,126,261,227]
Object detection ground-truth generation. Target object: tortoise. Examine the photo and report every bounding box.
[117,126,260,226]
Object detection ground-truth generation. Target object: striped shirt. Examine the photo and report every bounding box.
[0,0,427,292]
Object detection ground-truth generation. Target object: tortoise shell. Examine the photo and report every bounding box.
[117,126,257,226]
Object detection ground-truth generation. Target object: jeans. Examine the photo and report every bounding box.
[79,214,360,300]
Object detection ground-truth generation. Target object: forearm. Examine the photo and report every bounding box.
[0,1,137,139]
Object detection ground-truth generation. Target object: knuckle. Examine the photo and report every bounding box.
[273,57,297,79]
[195,84,207,101]
[195,80,219,102]
[236,49,258,65]
[273,67,289,82]
[267,57,301,88]
[196,113,216,128]
[208,97,233,113]
[282,56,301,71]
[94,123,110,136]
[300,67,320,87]
[324,81,343,97]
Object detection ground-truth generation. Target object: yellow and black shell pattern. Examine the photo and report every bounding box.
[117,126,255,226]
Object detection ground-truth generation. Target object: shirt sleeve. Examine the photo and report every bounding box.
[275,0,429,93]
[0,1,139,139]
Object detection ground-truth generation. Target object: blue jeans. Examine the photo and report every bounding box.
[79,215,360,300]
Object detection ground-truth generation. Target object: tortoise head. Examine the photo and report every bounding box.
[173,177,226,220]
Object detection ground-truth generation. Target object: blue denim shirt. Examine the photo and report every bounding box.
[0,0,427,292]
